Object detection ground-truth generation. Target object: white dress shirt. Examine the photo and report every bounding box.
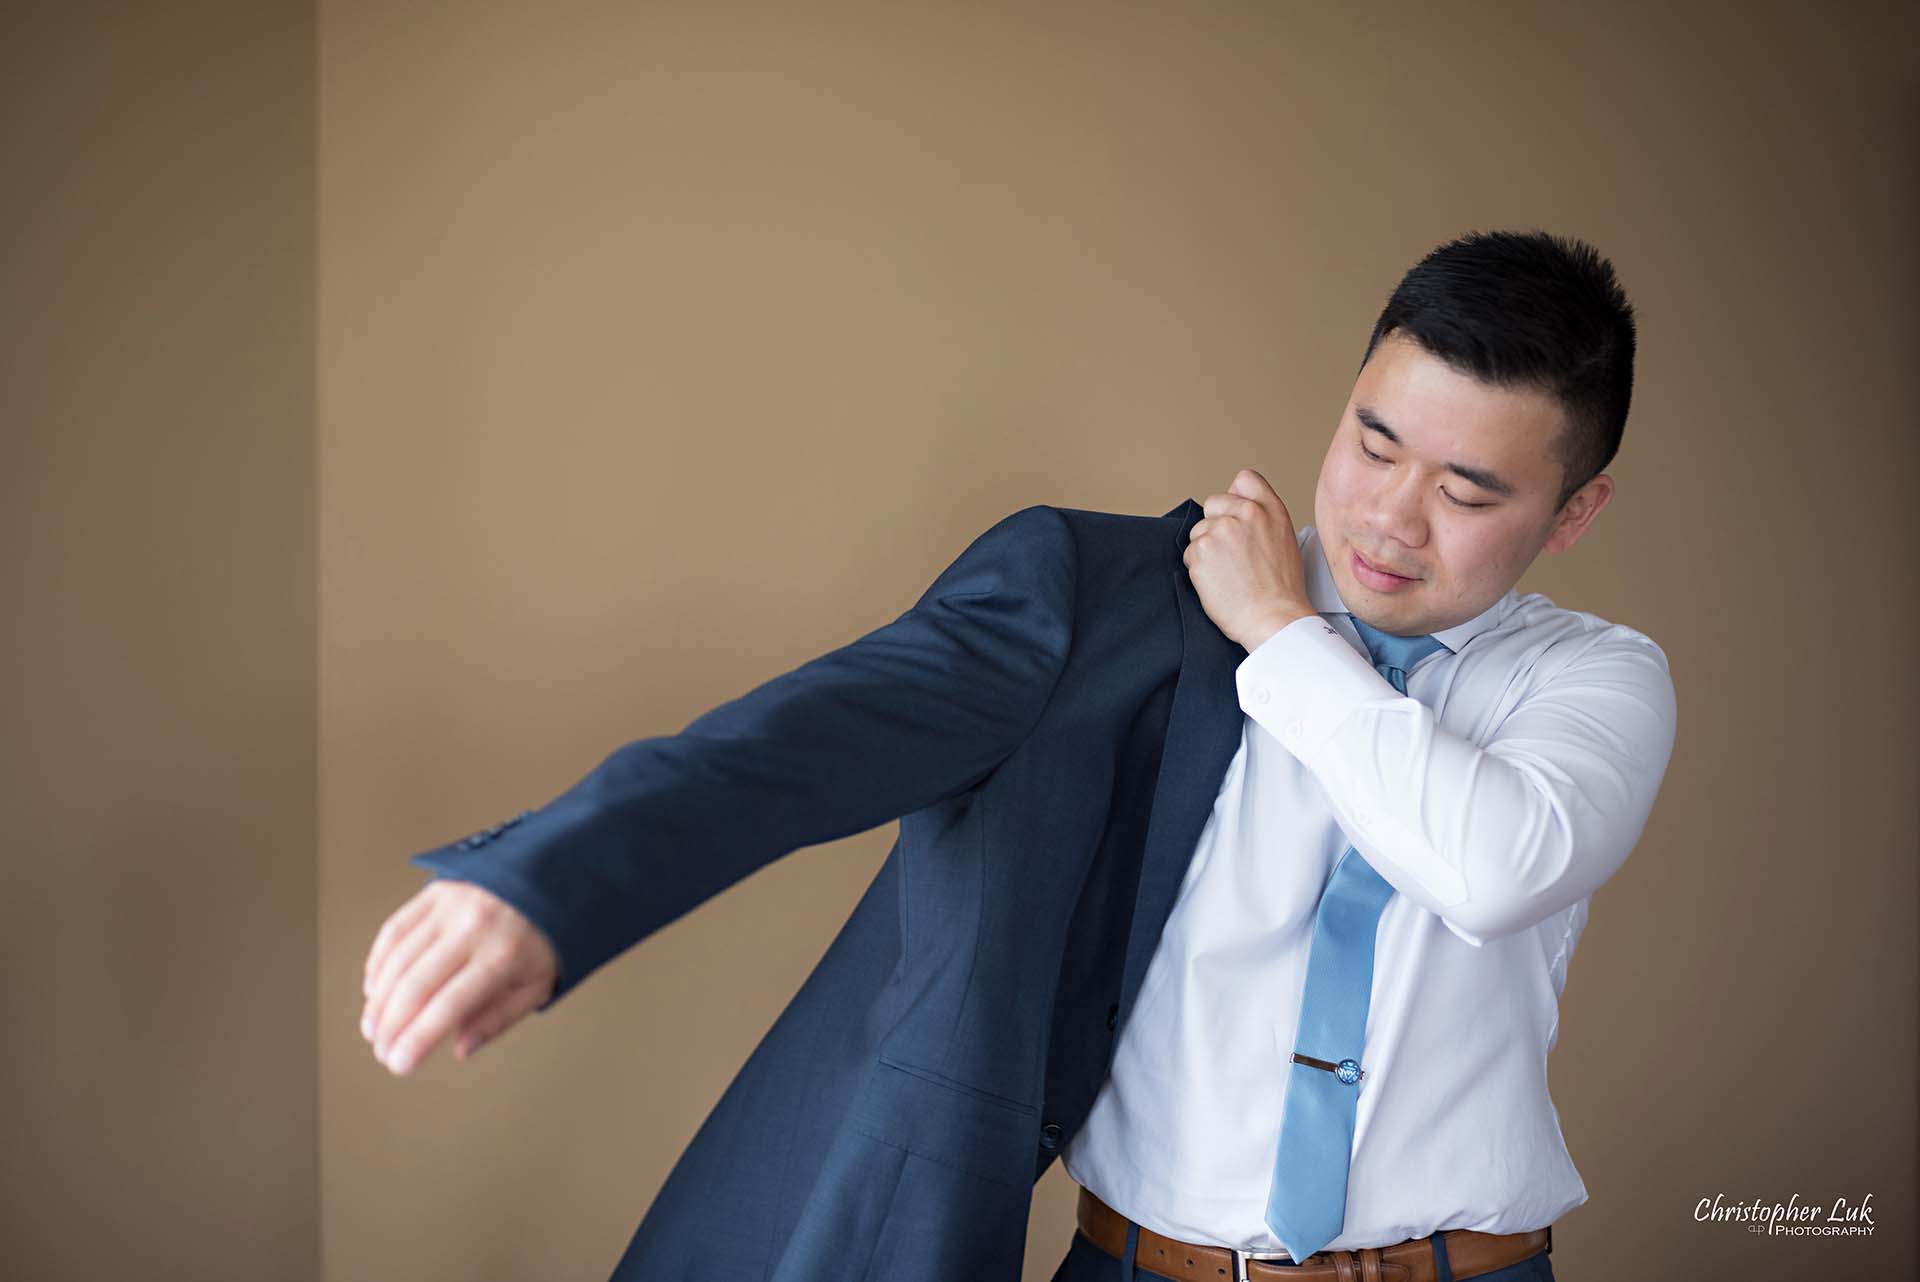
[1062,524,1678,1253]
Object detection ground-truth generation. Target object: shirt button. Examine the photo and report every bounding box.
[1285,719,1304,740]
[1251,686,1271,704]
[1038,1123,1063,1152]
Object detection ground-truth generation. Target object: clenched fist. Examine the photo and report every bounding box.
[1182,468,1317,651]
[360,879,560,1075]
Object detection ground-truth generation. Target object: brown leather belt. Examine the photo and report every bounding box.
[1076,1186,1551,1282]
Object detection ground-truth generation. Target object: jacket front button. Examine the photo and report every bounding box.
[1106,1003,1119,1032]
[1038,1123,1063,1152]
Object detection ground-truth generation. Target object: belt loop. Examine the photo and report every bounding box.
[1429,1230,1453,1282]
[1119,1220,1139,1282]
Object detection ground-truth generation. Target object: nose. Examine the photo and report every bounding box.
[1363,464,1429,552]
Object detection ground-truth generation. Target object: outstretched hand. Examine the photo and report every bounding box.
[360,879,560,1075]
[1182,468,1317,651]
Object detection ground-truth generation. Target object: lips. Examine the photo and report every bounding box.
[1354,549,1416,581]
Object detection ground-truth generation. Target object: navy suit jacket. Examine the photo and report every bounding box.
[412,498,1251,1280]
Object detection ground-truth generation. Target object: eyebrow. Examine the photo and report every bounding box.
[1355,406,1516,498]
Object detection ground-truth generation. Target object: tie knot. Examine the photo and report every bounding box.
[1347,615,1449,686]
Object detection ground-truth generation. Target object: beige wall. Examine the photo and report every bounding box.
[7,3,1914,1281]
[1,2,319,1279]
[317,5,1917,1280]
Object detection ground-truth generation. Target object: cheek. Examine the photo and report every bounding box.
[1319,453,1366,509]
[1441,527,1523,590]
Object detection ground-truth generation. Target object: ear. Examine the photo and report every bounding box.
[1543,473,1614,554]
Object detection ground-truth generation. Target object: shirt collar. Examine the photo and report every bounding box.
[1299,525,1515,655]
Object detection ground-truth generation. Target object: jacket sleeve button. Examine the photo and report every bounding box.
[1038,1123,1063,1152]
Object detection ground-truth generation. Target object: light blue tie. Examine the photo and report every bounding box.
[1264,614,1450,1263]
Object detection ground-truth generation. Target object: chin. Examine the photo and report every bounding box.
[1348,588,1424,629]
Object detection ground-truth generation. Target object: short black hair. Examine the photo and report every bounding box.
[1359,230,1637,511]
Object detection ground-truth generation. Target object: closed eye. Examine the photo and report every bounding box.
[1360,441,1493,509]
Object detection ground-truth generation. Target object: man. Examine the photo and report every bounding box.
[361,230,1676,1282]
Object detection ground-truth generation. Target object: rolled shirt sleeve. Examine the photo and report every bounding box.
[1233,613,1678,947]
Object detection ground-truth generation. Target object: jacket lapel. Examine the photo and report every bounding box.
[1113,498,1249,1028]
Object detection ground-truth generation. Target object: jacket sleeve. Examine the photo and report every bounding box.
[408,504,1079,1009]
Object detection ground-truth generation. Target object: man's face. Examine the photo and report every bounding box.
[1311,331,1613,637]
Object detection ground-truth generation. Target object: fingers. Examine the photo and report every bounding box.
[1202,470,1280,520]
[363,909,442,1043]
[364,889,434,994]
[381,944,518,1074]
[453,976,549,1061]
[367,930,468,1073]
[1198,471,1293,539]
[1200,491,1259,520]
[1227,467,1277,502]
[385,946,549,1073]
[361,880,562,1075]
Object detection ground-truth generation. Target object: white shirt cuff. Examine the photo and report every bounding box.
[1233,614,1388,763]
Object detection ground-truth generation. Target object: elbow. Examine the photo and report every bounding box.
[1436,792,1591,944]
[1439,892,1560,945]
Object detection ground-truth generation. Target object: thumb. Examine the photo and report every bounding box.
[1228,468,1275,502]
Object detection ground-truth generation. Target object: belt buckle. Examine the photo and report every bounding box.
[1230,1245,1296,1282]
